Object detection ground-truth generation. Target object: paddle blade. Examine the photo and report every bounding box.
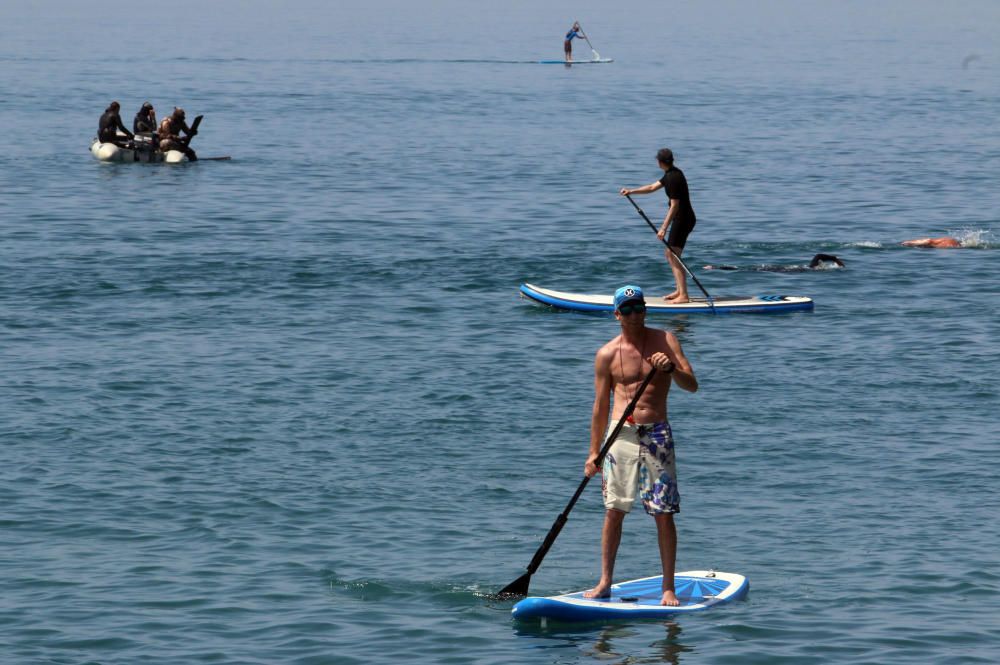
[495,572,532,599]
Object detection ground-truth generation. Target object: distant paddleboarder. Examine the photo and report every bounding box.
[583,285,699,607]
[564,22,584,61]
[703,253,845,271]
[621,148,697,303]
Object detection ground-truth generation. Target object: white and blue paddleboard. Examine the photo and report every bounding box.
[520,283,813,314]
[512,570,748,623]
[539,58,614,64]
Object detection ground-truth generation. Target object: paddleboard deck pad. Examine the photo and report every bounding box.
[520,283,813,314]
[512,570,748,622]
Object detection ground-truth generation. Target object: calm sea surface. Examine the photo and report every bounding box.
[2,1,999,663]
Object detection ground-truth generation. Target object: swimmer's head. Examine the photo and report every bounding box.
[809,254,845,268]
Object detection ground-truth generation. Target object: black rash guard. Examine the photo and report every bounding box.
[134,111,157,134]
[98,109,132,142]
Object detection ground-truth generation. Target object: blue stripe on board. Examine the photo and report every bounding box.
[519,284,814,314]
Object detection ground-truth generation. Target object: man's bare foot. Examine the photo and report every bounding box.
[583,582,612,599]
[666,296,690,304]
[660,590,680,606]
[662,291,679,301]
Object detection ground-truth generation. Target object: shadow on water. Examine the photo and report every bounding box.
[513,620,693,665]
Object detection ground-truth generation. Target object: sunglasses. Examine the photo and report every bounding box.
[617,302,646,315]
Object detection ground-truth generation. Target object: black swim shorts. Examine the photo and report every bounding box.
[667,217,696,250]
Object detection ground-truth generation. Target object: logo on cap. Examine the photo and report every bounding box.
[614,284,645,309]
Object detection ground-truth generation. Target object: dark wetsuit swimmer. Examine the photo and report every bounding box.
[808,253,845,268]
[703,254,845,272]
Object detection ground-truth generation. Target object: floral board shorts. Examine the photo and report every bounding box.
[601,421,680,515]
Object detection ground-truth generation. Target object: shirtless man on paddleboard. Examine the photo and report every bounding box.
[583,285,699,606]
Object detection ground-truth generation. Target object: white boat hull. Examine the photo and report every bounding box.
[89,139,187,164]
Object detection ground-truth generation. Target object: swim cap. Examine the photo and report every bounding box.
[614,285,645,310]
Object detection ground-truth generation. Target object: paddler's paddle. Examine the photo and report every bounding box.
[179,114,203,147]
[624,193,716,314]
[495,367,658,599]
[576,22,601,61]
[178,115,230,160]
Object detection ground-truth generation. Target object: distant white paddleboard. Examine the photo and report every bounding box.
[520,283,814,314]
[538,58,614,64]
[512,570,749,622]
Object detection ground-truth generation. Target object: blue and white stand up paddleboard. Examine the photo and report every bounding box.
[520,283,813,314]
[512,570,748,623]
[539,58,614,64]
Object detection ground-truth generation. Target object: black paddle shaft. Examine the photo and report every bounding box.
[576,22,597,53]
[624,194,716,313]
[178,115,204,147]
[496,368,657,598]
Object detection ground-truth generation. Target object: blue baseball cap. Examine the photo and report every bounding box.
[613,285,645,310]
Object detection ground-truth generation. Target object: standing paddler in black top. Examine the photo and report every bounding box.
[620,148,697,303]
[98,101,134,147]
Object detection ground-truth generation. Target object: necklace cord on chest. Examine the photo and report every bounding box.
[618,330,647,415]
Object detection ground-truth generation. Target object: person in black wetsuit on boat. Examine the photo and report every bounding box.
[158,107,198,161]
[703,254,845,272]
[133,102,157,134]
[98,101,134,147]
[132,102,158,154]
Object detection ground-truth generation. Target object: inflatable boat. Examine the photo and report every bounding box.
[90,136,189,163]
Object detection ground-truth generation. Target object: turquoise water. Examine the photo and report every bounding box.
[2,1,999,663]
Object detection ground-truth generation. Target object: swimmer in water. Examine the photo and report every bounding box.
[901,237,961,248]
[808,253,846,268]
[703,254,845,272]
